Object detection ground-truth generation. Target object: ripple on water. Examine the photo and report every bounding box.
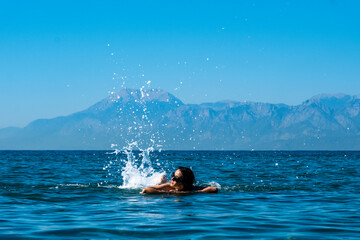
[1,151,360,239]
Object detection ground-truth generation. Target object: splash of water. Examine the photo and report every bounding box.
[116,142,166,189]
[104,70,168,189]
[104,143,166,189]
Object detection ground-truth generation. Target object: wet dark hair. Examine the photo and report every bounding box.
[177,166,195,191]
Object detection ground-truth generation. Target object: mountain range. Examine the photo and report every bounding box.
[1,89,360,150]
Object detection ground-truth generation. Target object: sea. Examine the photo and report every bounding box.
[1,150,360,239]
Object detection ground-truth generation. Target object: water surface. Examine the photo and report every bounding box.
[1,151,360,239]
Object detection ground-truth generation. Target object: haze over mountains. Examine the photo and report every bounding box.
[1,89,360,150]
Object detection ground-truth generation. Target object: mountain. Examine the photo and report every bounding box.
[1,89,360,150]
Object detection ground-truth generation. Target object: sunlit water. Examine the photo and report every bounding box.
[1,150,360,239]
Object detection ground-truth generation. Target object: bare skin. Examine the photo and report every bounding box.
[141,169,218,194]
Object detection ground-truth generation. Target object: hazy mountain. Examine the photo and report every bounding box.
[1,89,360,150]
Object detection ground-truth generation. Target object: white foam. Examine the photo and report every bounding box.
[108,142,166,189]
[207,181,222,190]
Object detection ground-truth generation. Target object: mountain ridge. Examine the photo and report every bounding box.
[1,89,359,150]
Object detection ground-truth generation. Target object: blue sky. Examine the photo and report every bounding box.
[1,0,360,128]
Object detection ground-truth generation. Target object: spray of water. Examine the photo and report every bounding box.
[103,76,167,189]
[116,142,165,189]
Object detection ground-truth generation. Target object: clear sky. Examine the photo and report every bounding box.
[1,0,360,128]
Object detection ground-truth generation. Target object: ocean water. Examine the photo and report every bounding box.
[1,150,360,239]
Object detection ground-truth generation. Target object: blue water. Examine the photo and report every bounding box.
[1,151,360,239]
